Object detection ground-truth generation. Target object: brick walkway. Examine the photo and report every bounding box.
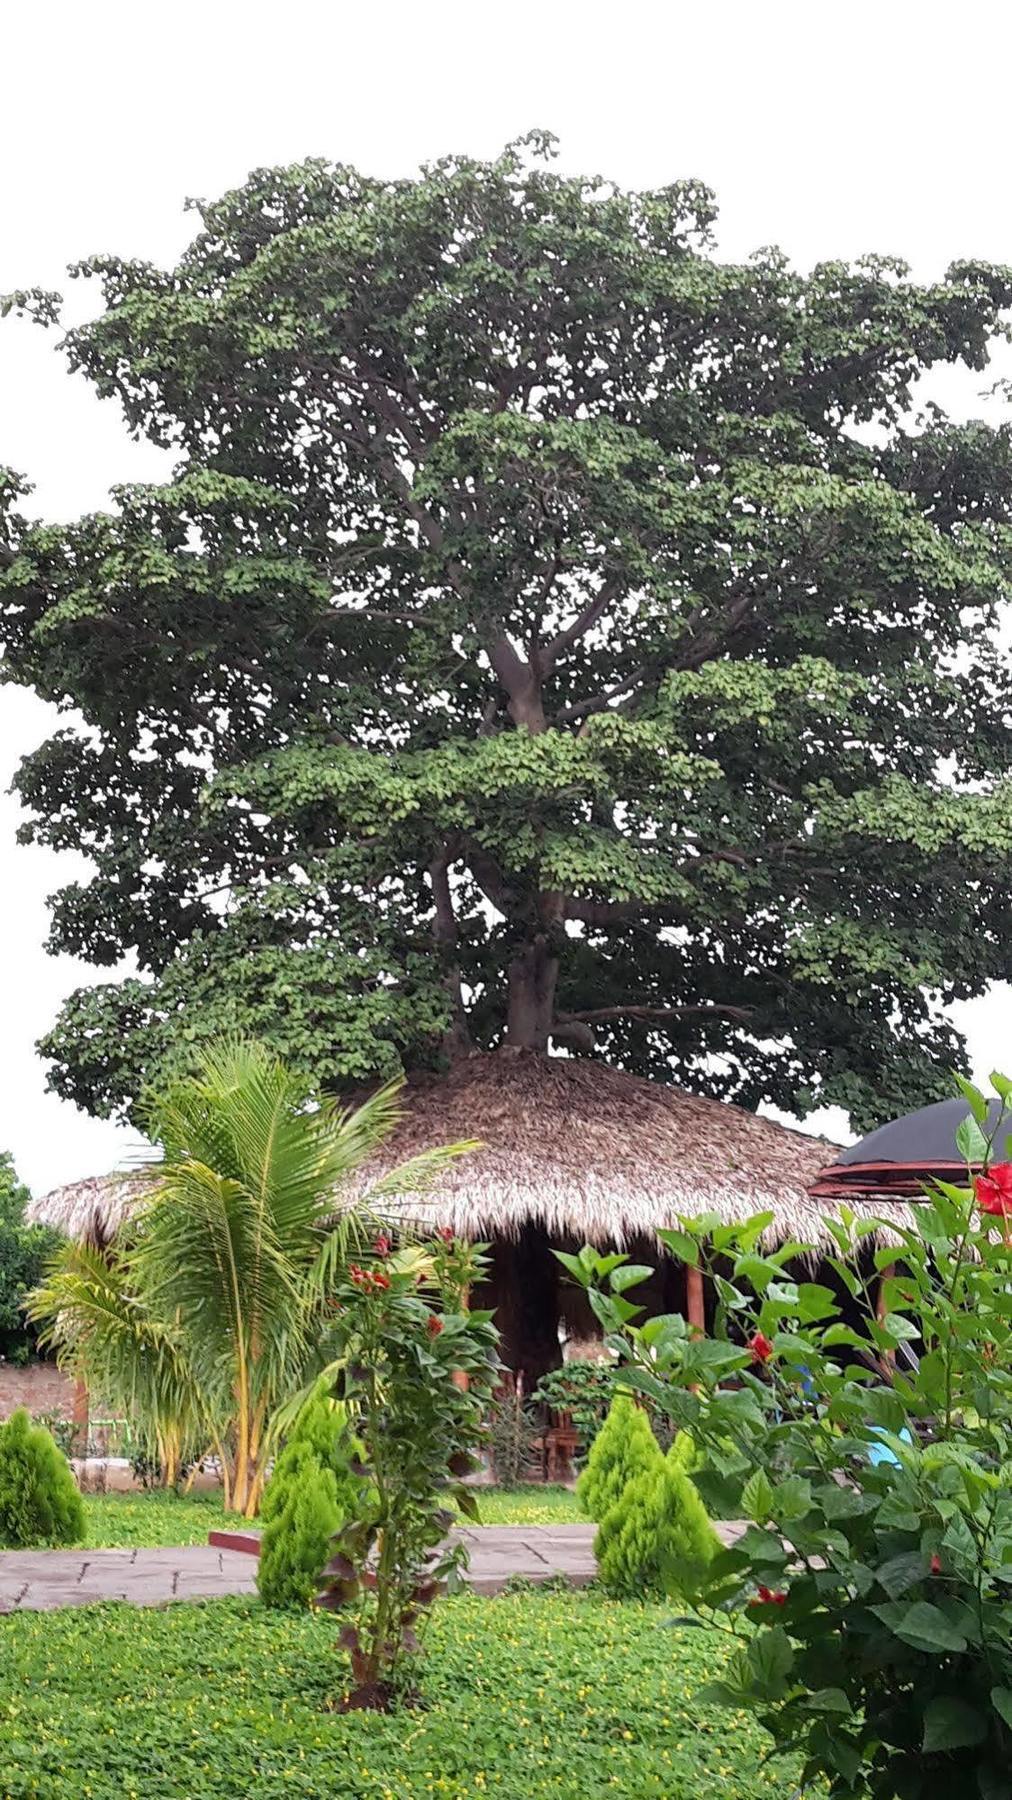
[0,1525,599,1614]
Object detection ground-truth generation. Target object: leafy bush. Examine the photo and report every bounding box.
[596,1440,718,1599]
[258,1447,344,1611]
[258,1380,360,1610]
[316,1233,500,1708]
[0,1407,85,1547]
[532,1359,617,1450]
[575,1391,661,1522]
[0,1152,59,1363]
[572,1070,1012,1800]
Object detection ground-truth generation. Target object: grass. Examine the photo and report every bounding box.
[81,1484,581,1547]
[0,1589,797,1799]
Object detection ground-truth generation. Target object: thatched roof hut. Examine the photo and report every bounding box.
[28,1050,875,1247]
[28,1052,902,1387]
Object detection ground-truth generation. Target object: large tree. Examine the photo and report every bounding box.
[5,135,1012,1131]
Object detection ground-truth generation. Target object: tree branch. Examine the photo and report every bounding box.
[461,838,516,915]
[557,1001,755,1026]
[428,844,473,1059]
[540,579,622,671]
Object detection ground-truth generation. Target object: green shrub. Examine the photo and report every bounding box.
[0,1407,85,1547]
[656,1444,719,1597]
[0,1151,59,1364]
[257,1380,358,1609]
[575,1391,661,1522]
[260,1379,358,1525]
[257,1445,344,1610]
[595,1466,663,1596]
[595,1440,718,1600]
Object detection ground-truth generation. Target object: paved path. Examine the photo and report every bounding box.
[0,1525,599,1614]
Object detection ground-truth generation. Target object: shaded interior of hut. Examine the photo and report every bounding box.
[473,1222,893,1395]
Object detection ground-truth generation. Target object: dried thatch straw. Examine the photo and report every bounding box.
[24,1171,152,1244]
[27,1051,911,1254]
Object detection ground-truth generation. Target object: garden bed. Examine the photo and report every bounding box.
[0,1589,793,1799]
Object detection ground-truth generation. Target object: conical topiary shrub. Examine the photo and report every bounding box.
[595,1436,719,1599]
[0,1408,85,1547]
[576,1391,662,1523]
[257,1443,345,1610]
[257,1379,360,1609]
[655,1441,719,1598]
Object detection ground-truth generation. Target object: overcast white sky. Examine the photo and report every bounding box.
[3,0,1012,1194]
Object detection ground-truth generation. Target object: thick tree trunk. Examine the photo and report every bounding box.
[505,938,560,1051]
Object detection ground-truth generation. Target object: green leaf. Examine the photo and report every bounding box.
[553,1250,590,1285]
[922,1695,987,1752]
[892,1601,968,1654]
[609,1263,654,1293]
[746,1625,793,1696]
[990,1686,1012,1731]
[695,1680,743,1708]
[741,1468,774,1524]
[954,1075,989,1126]
[771,1475,812,1522]
[956,1116,989,1164]
[800,1688,852,1715]
[656,1228,698,1266]
[876,1552,929,1598]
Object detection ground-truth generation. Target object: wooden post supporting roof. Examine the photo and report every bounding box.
[686,1263,705,1336]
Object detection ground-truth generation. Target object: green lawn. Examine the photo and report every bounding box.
[0,1590,796,1799]
[81,1484,580,1547]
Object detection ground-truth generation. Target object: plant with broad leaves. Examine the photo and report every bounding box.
[561,1071,1012,1799]
[532,1359,619,1452]
[315,1233,499,1710]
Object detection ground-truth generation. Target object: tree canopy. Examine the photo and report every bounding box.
[0,1152,56,1361]
[5,134,1012,1131]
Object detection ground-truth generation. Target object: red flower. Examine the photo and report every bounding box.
[749,1584,787,1607]
[975,1164,1012,1217]
[749,1330,774,1364]
[930,1553,942,1575]
[371,1270,390,1290]
[437,1226,454,1244]
[426,1315,444,1337]
[374,1233,392,1257]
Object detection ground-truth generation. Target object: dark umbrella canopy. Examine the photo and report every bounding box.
[836,1098,1007,1166]
[810,1096,1010,1204]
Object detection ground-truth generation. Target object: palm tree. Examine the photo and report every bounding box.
[30,1037,463,1515]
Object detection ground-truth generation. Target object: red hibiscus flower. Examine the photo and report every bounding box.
[371,1270,391,1290]
[426,1315,444,1337]
[374,1233,392,1257]
[749,1330,774,1364]
[437,1226,454,1244]
[976,1164,1012,1217]
[749,1584,787,1607]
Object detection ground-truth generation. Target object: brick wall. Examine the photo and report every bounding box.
[0,1361,77,1419]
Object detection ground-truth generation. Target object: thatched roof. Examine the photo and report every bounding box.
[25,1172,153,1243]
[27,1051,911,1252]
